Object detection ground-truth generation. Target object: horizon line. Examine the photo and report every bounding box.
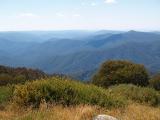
[0,29,159,32]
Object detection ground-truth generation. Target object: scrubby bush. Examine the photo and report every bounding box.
[0,86,12,104]
[0,65,47,86]
[92,60,149,87]
[12,77,126,108]
[0,74,27,86]
[0,74,13,86]
[149,73,160,91]
[109,84,160,106]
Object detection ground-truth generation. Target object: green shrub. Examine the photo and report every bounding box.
[92,60,149,87]
[12,77,126,108]
[149,74,160,91]
[0,74,13,86]
[0,74,28,86]
[0,86,12,104]
[109,84,160,106]
[0,65,47,86]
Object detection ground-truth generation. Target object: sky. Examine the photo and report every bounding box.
[0,0,160,31]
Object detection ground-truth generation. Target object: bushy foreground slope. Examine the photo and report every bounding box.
[13,77,125,108]
[1,77,159,108]
[10,79,160,110]
[0,87,11,104]
[109,84,160,106]
[0,76,160,120]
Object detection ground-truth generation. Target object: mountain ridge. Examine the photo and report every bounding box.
[0,30,160,80]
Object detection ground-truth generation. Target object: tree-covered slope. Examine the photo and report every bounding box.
[0,31,160,80]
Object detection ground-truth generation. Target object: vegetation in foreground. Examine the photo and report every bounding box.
[0,77,159,120]
[109,84,160,106]
[0,104,160,120]
[0,86,12,105]
[149,73,160,90]
[0,60,160,119]
[92,60,149,87]
[0,65,47,86]
[12,77,125,108]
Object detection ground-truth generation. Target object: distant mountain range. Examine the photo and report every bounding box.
[0,30,160,80]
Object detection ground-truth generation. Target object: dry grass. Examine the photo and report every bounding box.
[107,104,160,120]
[0,104,160,120]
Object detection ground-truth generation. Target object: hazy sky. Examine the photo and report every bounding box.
[0,0,160,31]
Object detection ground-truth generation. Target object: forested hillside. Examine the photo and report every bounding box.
[0,30,160,80]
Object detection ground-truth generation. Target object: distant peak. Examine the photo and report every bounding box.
[128,30,137,33]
